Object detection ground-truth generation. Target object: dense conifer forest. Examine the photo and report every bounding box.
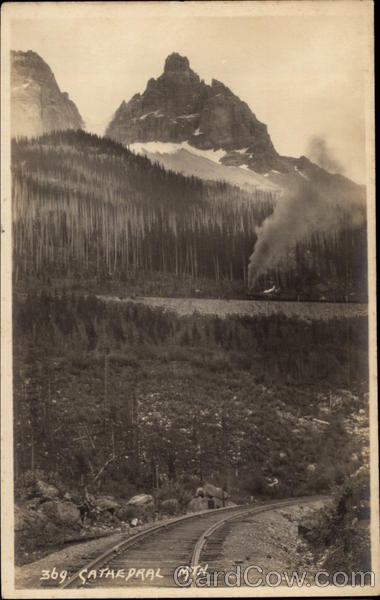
[12,131,274,283]
[11,130,367,299]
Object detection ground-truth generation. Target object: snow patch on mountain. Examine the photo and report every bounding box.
[13,81,33,91]
[294,165,310,180]
[129,142,280,193]
[130,141,227,165]
[139,110,164,120]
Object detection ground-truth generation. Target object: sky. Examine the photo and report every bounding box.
[9,5,371,183]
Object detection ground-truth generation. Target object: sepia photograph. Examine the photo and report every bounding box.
[1,1,377,597]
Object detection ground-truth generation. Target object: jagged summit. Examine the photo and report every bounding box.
[164,52,191,73]
[105,53,283,173]
[104,53,366,200]
[13,49,47,65]
[11,50,84,138]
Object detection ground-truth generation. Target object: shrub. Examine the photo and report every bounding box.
[160,498,179,515]
[306,466,371,572]
[155,482,192,512]
[116,504,138,522]
[241,472,267,496]
[15,469,45,500]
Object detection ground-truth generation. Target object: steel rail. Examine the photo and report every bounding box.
[189,496,321,585]
[62,503,249,588]
[63,495,326,589]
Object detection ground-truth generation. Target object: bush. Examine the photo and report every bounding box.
[155,482,192,512]
[160,498,179,515]
[306,466,371,572]
[15,469,46,500]
[116,505,138,522]
[241,472,267,496]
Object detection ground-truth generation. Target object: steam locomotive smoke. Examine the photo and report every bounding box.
[306,135,344,175]
[247,179,363,290]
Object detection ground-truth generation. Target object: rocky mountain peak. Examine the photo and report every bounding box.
[106,53,282,173]
[164,53,191,73]
[11,50,84,138]
[211,79,233,95]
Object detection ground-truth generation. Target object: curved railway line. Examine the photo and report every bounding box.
[52,495,325,589]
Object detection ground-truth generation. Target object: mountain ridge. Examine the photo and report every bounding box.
[11,50,84,137]
[106,52,366,200]
[106,52,283,174]
[9,49,365,203]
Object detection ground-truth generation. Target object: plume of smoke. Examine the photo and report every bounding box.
[306,135,344,174]
[247,179,364,290]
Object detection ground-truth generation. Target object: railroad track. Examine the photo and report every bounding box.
[54,495,323,589]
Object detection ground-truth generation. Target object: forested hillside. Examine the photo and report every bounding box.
[14,293,368,499]
[12,130,273,284]
[11,130,367,299]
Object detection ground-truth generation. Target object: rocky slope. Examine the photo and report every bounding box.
[11,50,84,137]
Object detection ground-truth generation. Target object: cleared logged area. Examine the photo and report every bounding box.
[100,296,368,321]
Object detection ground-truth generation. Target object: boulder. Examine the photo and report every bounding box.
[35,479,60,500]
[187,497,209,513]
[95,495,120,512]
[225,500,237,507]
[15,503,50,533]
[56,501,81,524]
[127,494,154,506]
[41,499,80,525]
[115,505,136,521]
[202,482,228,501]
[121,498,155,523]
